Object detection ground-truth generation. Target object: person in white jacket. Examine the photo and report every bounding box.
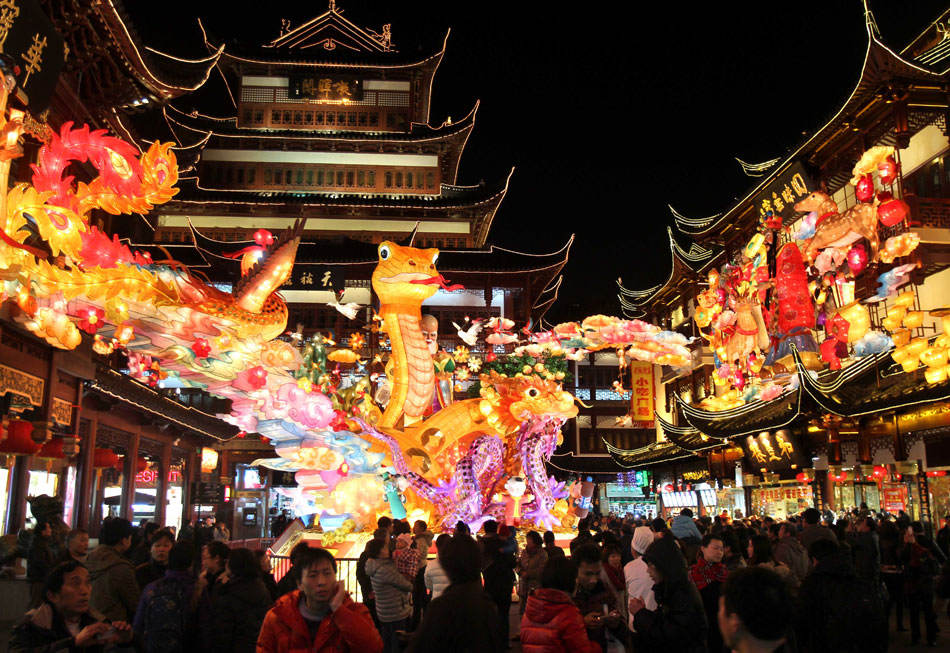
[423,534,451,599]
[623,526,658,630]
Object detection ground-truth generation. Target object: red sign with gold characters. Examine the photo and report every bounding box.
[629,362,655,429]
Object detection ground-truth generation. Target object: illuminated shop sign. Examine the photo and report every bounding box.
[752,161,814,224]
[288,76,364,102]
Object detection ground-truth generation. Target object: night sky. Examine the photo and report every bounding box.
[128,1,947,324]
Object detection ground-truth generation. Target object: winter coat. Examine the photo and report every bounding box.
[407,580,504,653]
[85,544,140,622]
[519,588,601,653]
[366,556,412,623]
[517,547,548,599]
[773,535,810,585]
[132,569,197,653]
[256,589,383,653]
[135,559,167,590]
[670,515,702,543]
[423,559,450,599]
[483,556,516,606]
[849,531,880,585]
[211,575,273,653]
[573,578,623,651]
[623,557,656,630]
[633,537,707,653]
[796,551,886,653]
[10,602,108,653]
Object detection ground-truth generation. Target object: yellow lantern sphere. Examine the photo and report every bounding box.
[838,302,870,344]
[886,305,907,322]
[919,347,949,369]
[924,366,948,385]
[901,358,920,373]
[903,311,925,329]
[906,338,929,359]
[894,290,916,308]
[892,329,911,348]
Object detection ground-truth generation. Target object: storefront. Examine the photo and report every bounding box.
[749,483,814,520]
[601,481,656,519]
[659,489,699,518]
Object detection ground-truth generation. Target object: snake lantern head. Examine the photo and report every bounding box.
[371,241,441,305]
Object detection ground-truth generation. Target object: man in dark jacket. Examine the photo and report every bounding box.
[796,538,886,652]
[572,543,624,651]
[211,547,274,652]
[86,518,140,623]
[482,537,516,644]
[629,535,707,652]
[849,517,881,586]
[801,508,837,552]
[135,528,174,589]
[11,560,133,652]
[133,542,197,653]
[718,567,792,653]
[408,534,504,653]
[195,539,230,649]
[773,522,809,586]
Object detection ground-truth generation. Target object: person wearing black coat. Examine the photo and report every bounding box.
[629,534,707,653]
[796,539,886,653]
[482,538,516,644]
[211,548,274,653]
[408,535,504,653]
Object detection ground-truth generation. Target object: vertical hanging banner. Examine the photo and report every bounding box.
[629,362,655,429]
[0,0,67,113]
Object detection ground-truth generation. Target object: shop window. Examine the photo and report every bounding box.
[271,110,280,123]
[294,111,303,125]
[346,171,354,186]
[306,170,314,185]
[368,170,376,186]
[326,113,335,125]
[254,111,263,123]
[295,170,304,185]
[326,169,334,185]
[305,112,313,125]
[406,172,413,188]
[317,170,324,186]
[283,111,291,123]
[336,170,344,186]
[358,170,365,186]
[284,170,292,185]
[385,171,393,187]
[316,113,324,125]
[395,172,403,188]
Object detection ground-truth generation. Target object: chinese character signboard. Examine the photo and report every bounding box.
[289,75,363,102]
[0,0,66,113]
[752,160,814,224]
[629,362,655,429]
[740,429,807,477]
[285,266,344,293]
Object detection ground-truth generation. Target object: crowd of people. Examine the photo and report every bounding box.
[7,506,950,652]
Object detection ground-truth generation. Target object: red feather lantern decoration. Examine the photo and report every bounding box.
[93,448,121,469]
[37,437,67,459]
[878,156,899,185]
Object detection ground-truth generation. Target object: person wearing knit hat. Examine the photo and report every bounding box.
[623,526,657,631]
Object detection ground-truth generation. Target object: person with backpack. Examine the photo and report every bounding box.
[133,542,197,653]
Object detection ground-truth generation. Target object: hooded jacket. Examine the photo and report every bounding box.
[633,537,707,653]
[366,556,412,622]
[85,544,140,622]
[211,575,273,652]
[519,588,601,653]
[670,515,702,543]
[256,589,383,653]
[796,551,886,653]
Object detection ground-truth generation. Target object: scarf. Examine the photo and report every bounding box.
[603,563,625,592]
[689,555,728,591]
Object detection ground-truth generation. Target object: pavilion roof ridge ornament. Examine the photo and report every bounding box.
[667,226,714,264]
[735,156,782,178]
[264,2,396,53]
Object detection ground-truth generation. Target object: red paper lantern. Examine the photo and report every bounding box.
[93,448,121,469]
[877,199,909,227]
[0,419,42,455]
[253,229,274,246]
[663,483,674,493]
[847,244,868,275]
[856,174,875,202]
[878,156,899,185]
[872,465,888,479]
[136,456,148,475]
[37,437,67,459]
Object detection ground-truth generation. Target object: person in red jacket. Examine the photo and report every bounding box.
[520,556,601,653]
[256,546,382,653]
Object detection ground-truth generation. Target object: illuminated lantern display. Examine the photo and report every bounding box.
[847,244,868,275]
[200,448,219,474]
[878,155,899,185]
[191,338,212,359]
[877,198,909,227]
[855,174,875,202]
[92,448,121,469]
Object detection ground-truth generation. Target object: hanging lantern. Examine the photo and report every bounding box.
[92,448,121,469]
[872,465,888,480]
[855,174,875,202]
[878,155,899,185]
[0,419,42,454]
[877,199,909,227]
[136,456,148,475]
[847,244,868,275]
[37,437,67,459]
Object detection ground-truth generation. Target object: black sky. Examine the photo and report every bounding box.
[127,0,947,324]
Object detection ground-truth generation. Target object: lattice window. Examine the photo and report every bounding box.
[377,91,409,107]
[273,88,305,104]
[241,86,275,103]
